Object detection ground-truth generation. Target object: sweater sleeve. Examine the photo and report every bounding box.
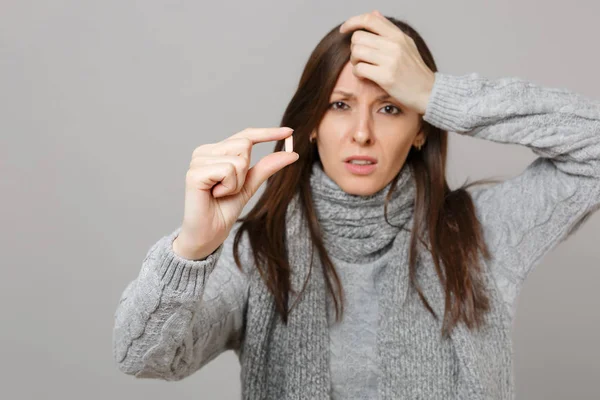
[112,222,252,380]
[423,71,600,319]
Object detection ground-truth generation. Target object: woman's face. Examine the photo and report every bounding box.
[312,61,425,196]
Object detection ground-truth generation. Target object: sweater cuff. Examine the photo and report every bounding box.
[154,227,224,295]
[422,71,482,133]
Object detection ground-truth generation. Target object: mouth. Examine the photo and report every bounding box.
[344,158,378,175]
[344,160,377,165]
[343,155,378,165]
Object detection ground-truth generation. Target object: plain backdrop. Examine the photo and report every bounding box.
[2,0,599,399]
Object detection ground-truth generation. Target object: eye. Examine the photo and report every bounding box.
[328,101,402,115]
[329,101,349,110]
[381,104,402,115]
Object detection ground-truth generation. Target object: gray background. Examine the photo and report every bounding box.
[2,0,599,399]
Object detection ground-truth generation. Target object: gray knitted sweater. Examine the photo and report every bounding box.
[113,72,600,398]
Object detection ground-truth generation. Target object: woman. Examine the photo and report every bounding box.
[112,10,600,399]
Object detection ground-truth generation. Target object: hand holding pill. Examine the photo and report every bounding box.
[173,127,299,260]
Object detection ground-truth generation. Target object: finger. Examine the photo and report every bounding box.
[189,154,247,169]
[190,155,248,191]
[190,154,248,192]
[352,62,381,84]
[187,162,240,197]
[193,137,251,160]
[368,9,404,34]
[339,12,398,39]
[197,156,249,197]
[350,44,388,67]
[370,10,399,31]
[242,151,299,200]
[351,30,393,52]
[230,126,294,146]
[370,12,416,47]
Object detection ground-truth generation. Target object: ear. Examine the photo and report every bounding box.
[412,128,426,146]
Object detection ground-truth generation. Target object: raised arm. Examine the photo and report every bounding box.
[112,222,251,380]
[423,71,600,319]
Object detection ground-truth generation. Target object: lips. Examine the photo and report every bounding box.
[344,159,378,175]
[344,155,378,163]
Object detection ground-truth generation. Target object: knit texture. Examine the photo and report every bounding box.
[113,71,600,399]
[311,154,414,398]
[327,251,392,399]
[240,159,418,399]
[310,158,415,399]
[309,158,416,399]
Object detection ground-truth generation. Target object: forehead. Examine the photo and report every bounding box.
[332,61,386,96]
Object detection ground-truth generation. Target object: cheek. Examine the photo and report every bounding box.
[320,113,353,134]
[316,120,345,146]
[382,135,412,158]
[316,131,339,149]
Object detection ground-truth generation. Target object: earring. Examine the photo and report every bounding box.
[414,128,426,150]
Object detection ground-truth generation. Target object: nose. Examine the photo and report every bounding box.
[353,130,372,145]
[352,111,374,145]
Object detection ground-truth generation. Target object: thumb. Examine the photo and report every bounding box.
[243,151,299,199]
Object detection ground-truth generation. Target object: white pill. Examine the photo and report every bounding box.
[285,134,293,153]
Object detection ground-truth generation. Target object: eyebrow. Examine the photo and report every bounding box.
[331,90,393,102]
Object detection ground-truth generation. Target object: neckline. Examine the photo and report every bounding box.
[308,161,416,263]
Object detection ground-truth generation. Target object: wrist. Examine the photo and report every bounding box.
[172,235,214,261]
[418,72,435,115]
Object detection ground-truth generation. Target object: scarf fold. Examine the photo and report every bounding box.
[240,161,514,399]
[309,161,416,264]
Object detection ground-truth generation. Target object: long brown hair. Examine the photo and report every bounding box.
[232,16,501,338]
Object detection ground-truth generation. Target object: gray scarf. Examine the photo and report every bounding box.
[239,161,514,399]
